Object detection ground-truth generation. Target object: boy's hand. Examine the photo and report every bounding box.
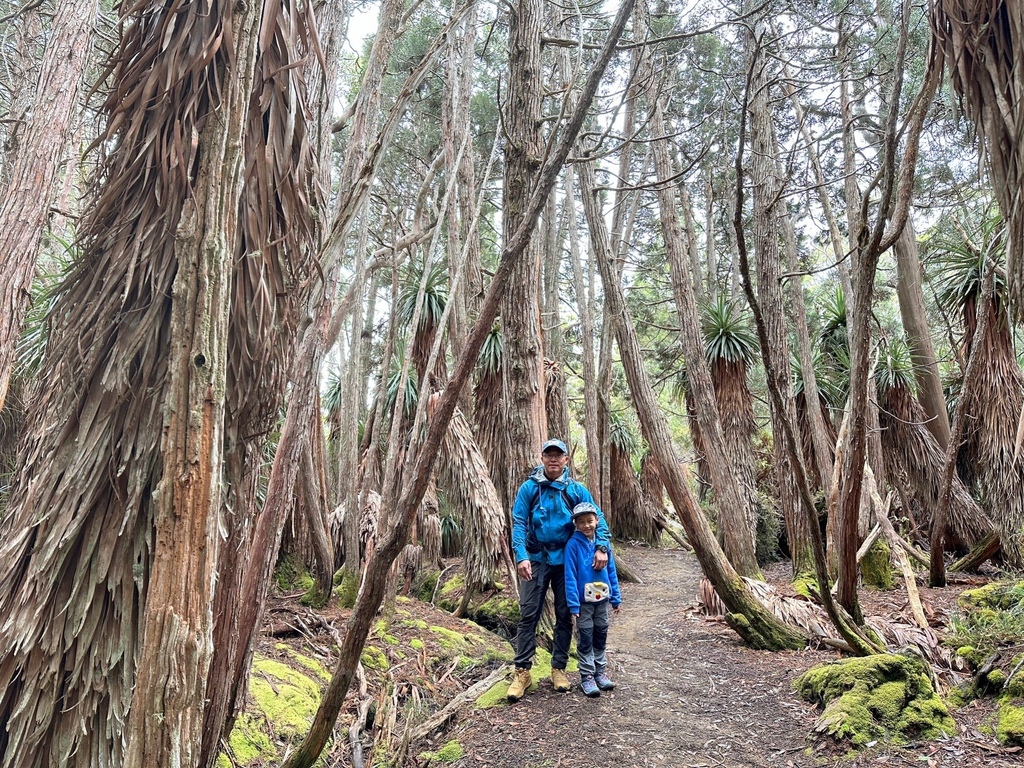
[517,560,533,580]
[612,605,621,615]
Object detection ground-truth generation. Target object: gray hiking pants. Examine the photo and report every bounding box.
[575,599,610,676]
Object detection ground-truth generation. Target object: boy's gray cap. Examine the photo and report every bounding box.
[571,502,599,520]
[541,438,568,454]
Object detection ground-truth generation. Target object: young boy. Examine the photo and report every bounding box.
[564,502,622,697]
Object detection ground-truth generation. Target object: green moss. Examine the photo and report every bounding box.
[433,740,464,762]
[794,653,955,747]
[226,714,277,764]
[333,567,359,609]
[274,646,332,683]
[250,658,322,738]
[216,755,232,768]
[997,698,1024,746]
[401,618,429,630]
[988,670,1008,688]
[861,540,894,590]
[947,583,1024,659]
[414,571,440,602]
[430,625,471,651]
[1008,659,1024,698]
[475,594,521,626]
[791,572,818,600]
[410,638,424,650]
[274,554,315,593]
[360,645,389,671]
[956,645,985,669]
[440,573,465,597]
[946,684,970,709]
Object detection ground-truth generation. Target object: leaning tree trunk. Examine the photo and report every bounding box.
[894,218,951,447]
[279,11,637,764]
[0,0,261,763]
[0,0,98,413]
[579,158,805,650]
[648,89,760,576]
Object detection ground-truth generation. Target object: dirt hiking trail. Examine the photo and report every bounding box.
[445,545,1016,768]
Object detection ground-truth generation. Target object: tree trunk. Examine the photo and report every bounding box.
[0,0,98,412]
[781,185,834,505]
[123,3,260,757]
[746,32,806,581]
[501,0,548,495]
[565,166,601,488]
[894,217,951,447]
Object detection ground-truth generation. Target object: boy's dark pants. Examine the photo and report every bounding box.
[513,560,572,670]
[575,600,610,676]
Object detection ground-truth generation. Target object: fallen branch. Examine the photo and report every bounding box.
[866,468,928,630]
[404,665,509,745]
[950,531,1001,573]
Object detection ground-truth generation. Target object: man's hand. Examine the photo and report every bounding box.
[592,549,608,570]
[517,560,533,581]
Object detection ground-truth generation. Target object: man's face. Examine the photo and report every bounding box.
[542,449,568,479]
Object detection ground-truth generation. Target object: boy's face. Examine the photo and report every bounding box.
[574,512,598,537]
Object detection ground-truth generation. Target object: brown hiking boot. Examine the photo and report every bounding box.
[507,668,532,701]
[550,667,570,692]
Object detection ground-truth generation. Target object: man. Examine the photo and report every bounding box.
[506,438,610,701]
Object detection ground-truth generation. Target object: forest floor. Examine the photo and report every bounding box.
[434,545,1020,768]
[251,543,1021,768]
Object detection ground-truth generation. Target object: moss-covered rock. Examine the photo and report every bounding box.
[794,653,956,747]
[274,553,315,594]
[861,540,894,590]
[419,739,465,764]
[997,697,1024,746]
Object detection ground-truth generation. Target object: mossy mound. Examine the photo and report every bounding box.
[418,739,465,763]
[861,540,894,590]
[997,697,1024,746]
[794,653,956,748]
[219,651,328,765]
[473,646,575,708]
[434,571,520,636]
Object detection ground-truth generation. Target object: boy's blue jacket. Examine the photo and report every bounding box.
[511,467,609,566]
[564,530,622,613]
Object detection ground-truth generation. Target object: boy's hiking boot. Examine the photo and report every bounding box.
[507,668,532,701]
[594,671,615,691]
[550,668,570,692]
[580,674,600,698]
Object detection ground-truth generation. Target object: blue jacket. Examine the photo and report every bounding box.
[511,467,609,566]
[564,531,622,613]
